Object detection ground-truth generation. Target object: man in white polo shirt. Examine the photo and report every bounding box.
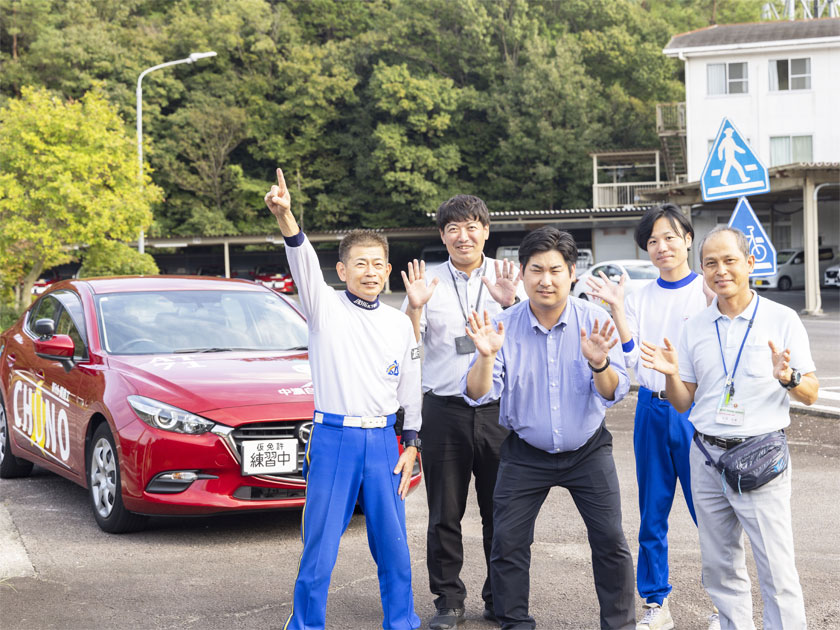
[641,225,818,630]
[265,168,422,630]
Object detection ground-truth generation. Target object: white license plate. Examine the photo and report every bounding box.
[241,439,298,475]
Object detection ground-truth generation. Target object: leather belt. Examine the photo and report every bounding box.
[652,389,668,400]
[697,432,746,450]
[314,411,393,429]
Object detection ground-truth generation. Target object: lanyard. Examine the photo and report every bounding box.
[448,260,486,324]
[714,295,759,404]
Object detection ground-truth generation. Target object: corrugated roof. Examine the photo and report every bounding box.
[665,18,840,51]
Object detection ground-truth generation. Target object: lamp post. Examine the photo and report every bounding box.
[136,51,217,253]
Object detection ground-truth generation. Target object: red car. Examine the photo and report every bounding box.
[251,265,296,294]
[0,277,420,532]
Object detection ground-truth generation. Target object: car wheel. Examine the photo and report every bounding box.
[778,276,792,291]
[88,423,147,533]
[0,397,34,478]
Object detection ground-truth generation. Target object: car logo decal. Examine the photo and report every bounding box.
[10,372,71,463]
[297,421,314,444]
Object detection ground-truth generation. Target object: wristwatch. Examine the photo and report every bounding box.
[401,438,422,452]
[502,296,521,311]
[779,368,801,390]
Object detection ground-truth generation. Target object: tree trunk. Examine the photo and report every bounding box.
[16,261,44,311]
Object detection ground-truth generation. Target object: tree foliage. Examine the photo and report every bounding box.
[0,86,162,308]
[77,240,160,278]
[0,0,769,242]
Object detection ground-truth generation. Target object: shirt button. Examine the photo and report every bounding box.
[552,406,558,410]
[549,358,554,362]
[551,382,556,387]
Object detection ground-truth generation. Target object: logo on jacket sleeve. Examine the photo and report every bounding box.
[386,360,400,376]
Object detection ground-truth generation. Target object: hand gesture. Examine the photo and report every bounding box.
[401,259,440,309]
[585,271,626,309]
[580,318,618,367]
[465,310,505,358]
[640,338,679,376]
[482,259,521,308]
[264,167,291,219]
[394,447,418,500]
[769,340,792,381]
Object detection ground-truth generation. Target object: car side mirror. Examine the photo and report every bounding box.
[33,321,76,373]
[609,274,620,282]
[34,318,55,338]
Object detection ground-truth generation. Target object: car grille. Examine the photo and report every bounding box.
[231,421,309,480]
[827,270,838,279]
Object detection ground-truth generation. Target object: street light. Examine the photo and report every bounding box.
[136,51,217,253]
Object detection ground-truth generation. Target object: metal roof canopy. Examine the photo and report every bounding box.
[640,163,840,315]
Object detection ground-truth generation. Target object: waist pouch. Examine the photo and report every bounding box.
[693,430,789,494]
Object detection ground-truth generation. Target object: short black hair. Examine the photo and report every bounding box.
[435,195,490,231]
[634,203,694,250]
[339,229,389,263]
[518,227,577,269]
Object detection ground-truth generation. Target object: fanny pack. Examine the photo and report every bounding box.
[693,430,789,494]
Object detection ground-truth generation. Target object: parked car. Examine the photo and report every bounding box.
[251,264,296,294]
[750,247,837,291]
[495,246,593,271]
[825,263,840,288]
[0,277,421,532]
[572,259,659,311]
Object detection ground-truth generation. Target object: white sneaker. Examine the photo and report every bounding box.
[636,599,675,630]
[708,610,721,630]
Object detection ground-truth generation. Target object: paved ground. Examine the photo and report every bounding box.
[1,395,838,630]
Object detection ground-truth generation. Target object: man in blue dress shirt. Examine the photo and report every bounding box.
[462,227,635,630]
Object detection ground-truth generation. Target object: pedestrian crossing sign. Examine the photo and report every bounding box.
[701,118,769,202]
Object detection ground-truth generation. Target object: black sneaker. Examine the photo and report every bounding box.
[429,607,466,630]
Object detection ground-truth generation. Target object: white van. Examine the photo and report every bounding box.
[751,247,837,290]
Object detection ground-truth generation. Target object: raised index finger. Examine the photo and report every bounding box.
[276,168,287,195]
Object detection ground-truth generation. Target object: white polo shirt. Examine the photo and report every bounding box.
[285,234,422,432]
[401,256,527,397]
[678,292,815,438]
[623,272,708,392]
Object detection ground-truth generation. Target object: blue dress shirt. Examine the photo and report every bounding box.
[461,297,629,453]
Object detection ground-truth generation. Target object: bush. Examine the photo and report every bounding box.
[77,241,159,278]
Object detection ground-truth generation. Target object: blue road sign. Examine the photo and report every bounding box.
[701,118,769,202]
[727,197,776,277]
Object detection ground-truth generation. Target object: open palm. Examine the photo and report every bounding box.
[401,259,439,309]
[465,310,504,357]
[580,318,617,366]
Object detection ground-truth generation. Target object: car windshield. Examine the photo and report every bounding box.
[623,265,659,280]
[96,290,308,355]
[776,250,796,264]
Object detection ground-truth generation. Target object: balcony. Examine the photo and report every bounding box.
[592,182,670,208]
[656,102,686,134]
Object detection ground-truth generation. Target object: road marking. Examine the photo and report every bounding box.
[816,390,840,401]
[0,502,36,579]
[792,401,840,415]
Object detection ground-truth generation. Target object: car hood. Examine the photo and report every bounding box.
[107,351,314,419]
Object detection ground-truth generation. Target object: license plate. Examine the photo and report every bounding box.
[241,439,298,475]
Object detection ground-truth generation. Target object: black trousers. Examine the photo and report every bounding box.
[490,425,635,630]
[420,392,510,610]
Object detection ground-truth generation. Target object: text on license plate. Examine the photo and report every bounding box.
[241,439,298,475]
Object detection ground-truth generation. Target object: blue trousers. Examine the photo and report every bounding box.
[284,412,421,630]
[633,388,696,605]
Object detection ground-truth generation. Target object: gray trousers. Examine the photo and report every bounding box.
[690,440,806,630]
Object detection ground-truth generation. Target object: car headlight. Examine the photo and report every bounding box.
[127,395,215,434]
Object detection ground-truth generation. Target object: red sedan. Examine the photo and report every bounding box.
[0,277,420,532]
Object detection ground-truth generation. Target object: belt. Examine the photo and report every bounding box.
[641,386,668,400]
[424,391,499,408]
[697,432,746,450]
[313,411,395,429]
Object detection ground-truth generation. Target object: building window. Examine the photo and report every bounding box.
[707,62,748,95]
[769,58,811,91]
[770,135,813,166]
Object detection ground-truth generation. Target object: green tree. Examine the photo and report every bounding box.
[77,240,159,277]
[0,86,162,309]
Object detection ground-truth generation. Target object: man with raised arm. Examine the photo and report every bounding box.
[585,204,713,630]
[265,168,422,630]
[462,227,635,630]
[641,226,818,630]
[400,195,525,630]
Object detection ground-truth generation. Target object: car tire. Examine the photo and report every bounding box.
[0,396,34,479]
[778,276,792,291]
[88,423,147,533]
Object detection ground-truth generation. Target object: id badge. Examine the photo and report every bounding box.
[715,382,745,426]
[454,335,476,355]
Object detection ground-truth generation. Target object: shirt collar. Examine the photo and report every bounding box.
[656,271,697,290]
[711,290,757,322]
[344,290,380,310]
[526,298,570,334]
[447,254,486,280]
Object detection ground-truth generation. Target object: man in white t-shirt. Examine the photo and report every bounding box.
[586,204,711,630]
[641,226,818,630]
[265,168,422,630]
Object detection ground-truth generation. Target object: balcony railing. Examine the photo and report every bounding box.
[592,182,672,208]
[656,102,686,134]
